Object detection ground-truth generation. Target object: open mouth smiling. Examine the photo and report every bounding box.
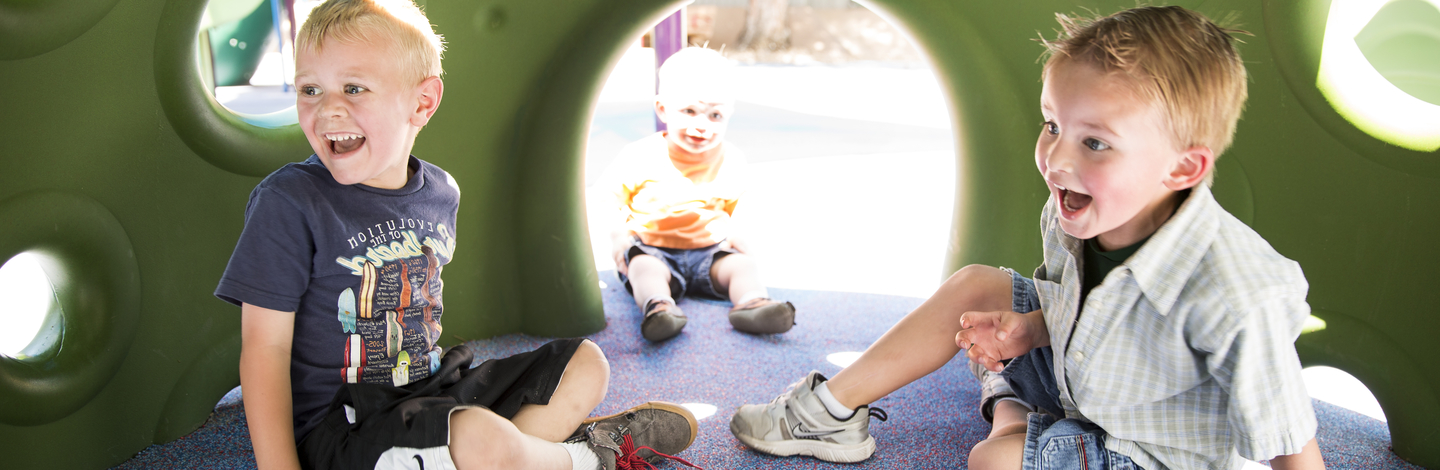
[327,133,366,155]
[1056,184,1093,214]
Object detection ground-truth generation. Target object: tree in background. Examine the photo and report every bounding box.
[737,0,790,52]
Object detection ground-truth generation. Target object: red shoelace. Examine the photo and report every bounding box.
[615,433,702,470]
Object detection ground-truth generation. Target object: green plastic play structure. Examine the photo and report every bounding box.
[0,0,1436,467]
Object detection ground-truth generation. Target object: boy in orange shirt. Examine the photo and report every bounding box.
[602,47,795,342]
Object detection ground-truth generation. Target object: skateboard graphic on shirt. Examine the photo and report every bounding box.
[338,246,446,386]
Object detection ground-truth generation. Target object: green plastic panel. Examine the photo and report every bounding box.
[0,0,1435,467]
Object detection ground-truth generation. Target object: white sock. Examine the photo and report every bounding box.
[735,289,769,306]
[813,381,856,420]
[560,441,602,470]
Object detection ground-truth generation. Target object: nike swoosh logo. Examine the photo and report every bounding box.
[413,454,425,470]
[791,423,842,439]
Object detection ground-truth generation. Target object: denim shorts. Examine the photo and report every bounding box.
[998,267,1138,470]
[618,237,735,301]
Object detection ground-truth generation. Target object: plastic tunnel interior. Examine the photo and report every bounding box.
[0,0,1436,467]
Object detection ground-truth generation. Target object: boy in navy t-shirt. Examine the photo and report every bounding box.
[215,1,698,469]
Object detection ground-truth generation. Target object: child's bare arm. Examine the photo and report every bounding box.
[955,310,1050,372]
[240,303,301,470]
[1269,437,1325,470]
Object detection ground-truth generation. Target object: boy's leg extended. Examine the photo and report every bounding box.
[729,265,1011,462]
[450,340,608,469]
[826,264,1012,408]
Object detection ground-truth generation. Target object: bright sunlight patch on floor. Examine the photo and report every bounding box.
[826,351,864,368]
[681,403,718,420]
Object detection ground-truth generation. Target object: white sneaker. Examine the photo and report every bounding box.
[729,371,886,463]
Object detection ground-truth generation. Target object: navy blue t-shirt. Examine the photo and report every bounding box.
[216,155,459,441]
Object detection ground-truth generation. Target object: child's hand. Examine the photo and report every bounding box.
[720,236,750,254]
[613,245,631,275]
[955,310,1047,372]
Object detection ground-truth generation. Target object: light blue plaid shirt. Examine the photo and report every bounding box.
[1032,184,1317,470]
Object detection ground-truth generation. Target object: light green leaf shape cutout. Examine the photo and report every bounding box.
[1355,0,1440,106]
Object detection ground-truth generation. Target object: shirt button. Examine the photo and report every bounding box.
[1074,351,1086,361]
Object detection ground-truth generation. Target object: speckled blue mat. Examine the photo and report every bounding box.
[114,270,1424,469]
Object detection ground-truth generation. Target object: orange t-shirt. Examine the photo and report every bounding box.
[602,132,746,250]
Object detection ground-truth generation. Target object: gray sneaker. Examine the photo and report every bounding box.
[969,357,1015,423]
[568,401,701,469]
[729,371,886,463]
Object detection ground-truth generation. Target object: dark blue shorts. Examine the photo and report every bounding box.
[618,237,736,301]
[999,267,1138,470]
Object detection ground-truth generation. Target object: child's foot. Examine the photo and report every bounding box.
[641,299,687,342]
[729,371,885,463]
[727,298,795,334]
[569,401,702,469]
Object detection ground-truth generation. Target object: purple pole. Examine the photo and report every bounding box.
[270,0,290,92]
[653,8,685,132]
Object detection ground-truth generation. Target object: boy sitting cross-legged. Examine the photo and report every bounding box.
[601,47,796,342]
[730,6,1325,469]
[216,1,699,469]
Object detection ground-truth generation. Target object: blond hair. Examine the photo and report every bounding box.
[657,47,736,104]
[297,0,445,84]
[1041,6,1248,185]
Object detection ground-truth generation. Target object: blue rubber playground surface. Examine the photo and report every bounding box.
[115,272,1423,469]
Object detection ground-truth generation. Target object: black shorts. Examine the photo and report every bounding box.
[297,338,584,470]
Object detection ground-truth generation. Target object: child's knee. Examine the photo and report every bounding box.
[628,254,669,275]
[575,339,608,371]
[947,264,1003,284]
[711,252,756,276]
[568,340,611,391]
[939,264,1012,305]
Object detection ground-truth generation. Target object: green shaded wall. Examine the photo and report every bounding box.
[0,0,1435,467]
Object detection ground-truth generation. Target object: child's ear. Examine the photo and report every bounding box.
[410,76,444,127]
[1164,146,1213,190]
[653,99,669,124]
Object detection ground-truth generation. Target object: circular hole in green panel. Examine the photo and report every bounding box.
[1304,365,1389,422]
[0,0,124,60]
[1317,0,1440,151]
[0,192,140,426]
[155,0,311,178]
[0,253,62,359]
[200,0,330,124]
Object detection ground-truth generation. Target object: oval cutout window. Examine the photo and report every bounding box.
[1317,0,1440,151]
